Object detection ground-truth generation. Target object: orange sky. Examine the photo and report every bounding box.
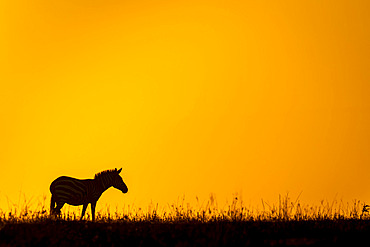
[1,0,370,211]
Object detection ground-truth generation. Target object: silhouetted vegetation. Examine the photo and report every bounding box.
[1,194,370,246]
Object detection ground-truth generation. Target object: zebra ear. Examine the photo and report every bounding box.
[117,168,122,174]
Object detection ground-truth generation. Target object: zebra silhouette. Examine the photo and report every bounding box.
[50,168,128,221]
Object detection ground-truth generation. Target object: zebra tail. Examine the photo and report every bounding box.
[50,195,56,214]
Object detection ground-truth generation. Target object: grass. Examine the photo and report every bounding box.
[1,193,369,222]
[1,194,370,246]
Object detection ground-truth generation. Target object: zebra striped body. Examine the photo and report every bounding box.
[50,168,128,220]
[50,177,102,206]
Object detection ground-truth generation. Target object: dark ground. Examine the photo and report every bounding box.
[1,220,370,246]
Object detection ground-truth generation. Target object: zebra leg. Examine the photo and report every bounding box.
[91,202,97,221]
[80,204,88,220]
[54,202,65,216]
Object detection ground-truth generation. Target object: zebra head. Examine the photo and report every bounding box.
[112,168,128,193]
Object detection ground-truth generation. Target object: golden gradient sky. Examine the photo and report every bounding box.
[1,0,369,211]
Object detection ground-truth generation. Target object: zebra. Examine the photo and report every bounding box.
[50,168,128,221]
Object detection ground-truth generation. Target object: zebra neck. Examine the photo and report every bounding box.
[98,177,112,192]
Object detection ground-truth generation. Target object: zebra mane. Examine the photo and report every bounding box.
[94,169,117,180]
